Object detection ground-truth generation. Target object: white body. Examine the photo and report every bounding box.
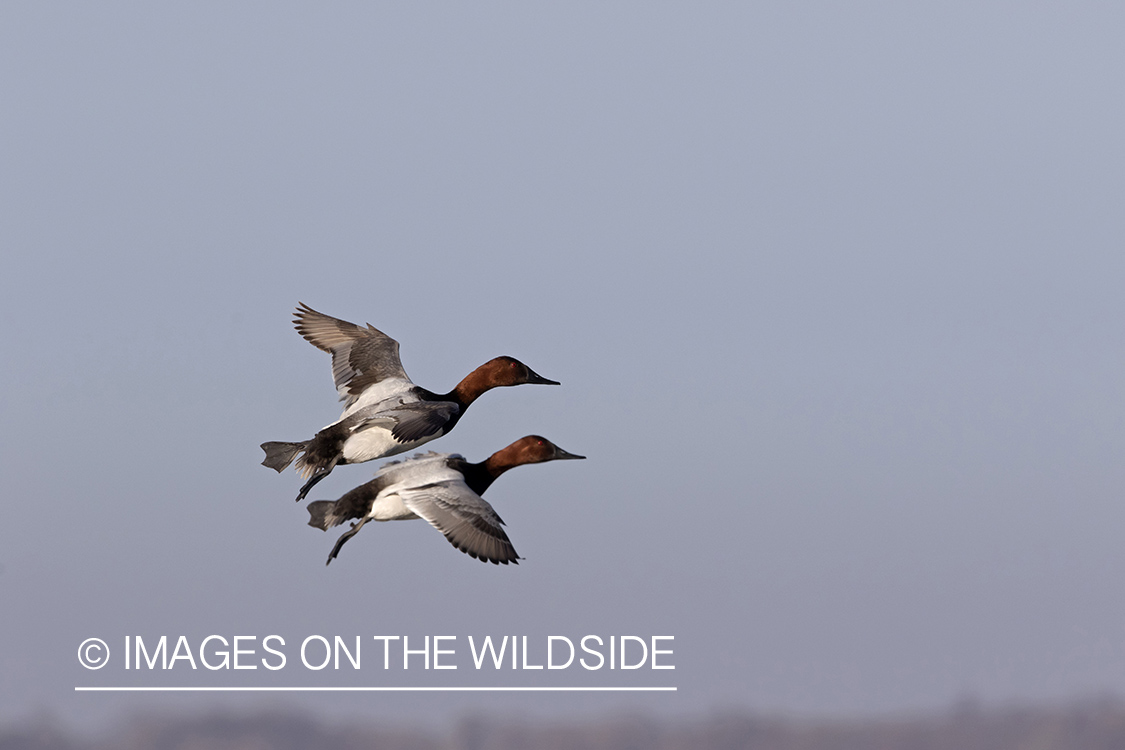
[339,426,432,464]
[364,453,465,522]
[320,391,453,465]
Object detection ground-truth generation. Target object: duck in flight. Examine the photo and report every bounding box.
[261,304,559,502]
[306,436,585,565]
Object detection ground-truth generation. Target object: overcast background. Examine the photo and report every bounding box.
[2,0,1124,736]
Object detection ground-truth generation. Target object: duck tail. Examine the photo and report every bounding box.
[260,440,308,473]
[307,500,345,530]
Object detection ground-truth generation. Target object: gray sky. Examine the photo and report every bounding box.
[2,0,1124,733]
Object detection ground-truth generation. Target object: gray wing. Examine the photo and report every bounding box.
[399,481,520,565]
[352,401,459,443]
[293,303,409,405]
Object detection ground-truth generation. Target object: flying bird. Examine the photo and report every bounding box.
[306,436,585,565]
[261,303,559,502]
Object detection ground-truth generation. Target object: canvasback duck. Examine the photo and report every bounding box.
[306,436,585,565]
[261,304,559,502]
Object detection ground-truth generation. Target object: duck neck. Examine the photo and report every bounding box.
[461,447,526,496]
[460,460,501,496]
[441,362,497,409]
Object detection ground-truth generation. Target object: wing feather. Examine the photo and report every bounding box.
[400,482,519,565]
[293,303,410,406]
[351,401,459,443]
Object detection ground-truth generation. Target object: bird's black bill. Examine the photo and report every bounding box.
[526,368,560,386]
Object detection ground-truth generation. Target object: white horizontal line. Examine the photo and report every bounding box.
[75,686,677,692]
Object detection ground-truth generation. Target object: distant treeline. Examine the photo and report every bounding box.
[4,700,1125,750]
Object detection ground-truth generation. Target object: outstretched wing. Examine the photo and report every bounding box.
[400,481,520,565]
[293,303,410,406]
